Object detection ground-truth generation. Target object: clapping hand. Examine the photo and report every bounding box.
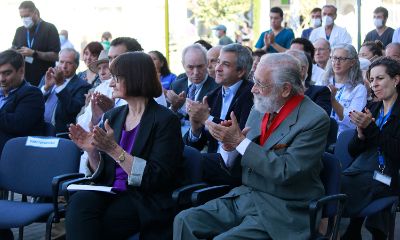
[206,112,250,151]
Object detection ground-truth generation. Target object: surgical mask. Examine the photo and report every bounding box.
[322,16,334,27]
[311,18,322,28]
[59,35,66,44]
[373,18,384,28]
[22,17,34,29]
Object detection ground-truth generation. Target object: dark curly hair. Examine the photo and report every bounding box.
[367,56,400,93]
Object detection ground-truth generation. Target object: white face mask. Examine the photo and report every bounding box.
[373,18,384,28]
[322,16,334,27]
[311,18,322,28]
[22,17,34,29]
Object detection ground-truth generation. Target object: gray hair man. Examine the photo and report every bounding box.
[174,53,330,239]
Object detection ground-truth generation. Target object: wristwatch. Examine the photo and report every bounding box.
[32,50,38,59]
[116,150,126,164]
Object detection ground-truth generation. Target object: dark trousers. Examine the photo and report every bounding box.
[66,190,173,240]
[202,153,242,187]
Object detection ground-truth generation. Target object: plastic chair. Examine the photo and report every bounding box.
[309,152,347,240]
[190,152,347,240]
[334,129,355,169]
[0,137,83,240]
[335,130,399,239]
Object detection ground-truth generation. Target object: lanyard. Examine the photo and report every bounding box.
[376,105,393,130]
[331,83,345,117]
[375,104,393,173]
[26,21,41,48]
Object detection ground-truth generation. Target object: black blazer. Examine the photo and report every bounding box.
[41,74,91,133]
[348,97,400,193]
[305,85,332,115]
[170,74,218,102]
[184,80,254,153]
[92,99,184,209]
[0,81,44,154]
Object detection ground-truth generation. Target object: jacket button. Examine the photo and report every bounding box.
[248,168,253,174]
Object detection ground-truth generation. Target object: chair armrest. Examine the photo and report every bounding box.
[172,183,208,205]
[191,185,232,207]
[309,194,347,240]
[51,173,85,222]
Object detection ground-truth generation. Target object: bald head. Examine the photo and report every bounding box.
[386,43,400,61]
[207,45,222,79]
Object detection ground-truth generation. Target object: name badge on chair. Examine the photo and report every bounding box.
[25,56,33,64]
[373,171,391,186]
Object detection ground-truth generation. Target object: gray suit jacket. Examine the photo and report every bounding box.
[222,96,329,239]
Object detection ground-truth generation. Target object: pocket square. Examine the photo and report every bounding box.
[272,144,288,150]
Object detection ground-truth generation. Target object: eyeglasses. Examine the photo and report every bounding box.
[253,78,274,90]
[330,56,354,63]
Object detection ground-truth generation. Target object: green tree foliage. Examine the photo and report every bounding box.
[188,0,251,29]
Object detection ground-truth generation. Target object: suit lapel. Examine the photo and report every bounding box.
[262,103,301,150]
[197,76,213,101]
[226,80,247,117]
[110,105,129,145]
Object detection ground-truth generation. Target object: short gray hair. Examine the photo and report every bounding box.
[322,43,363,88]
[221,43,253,80]
[285,49,309,73]
[181,43,207,65]
[313,38,331,50]
[259,53,304,95]
[59,48,80,67]
[322,4,337,15]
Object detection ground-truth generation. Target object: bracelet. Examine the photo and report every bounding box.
[116,149,126,164]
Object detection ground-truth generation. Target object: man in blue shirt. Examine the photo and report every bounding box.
[255,7,295,53]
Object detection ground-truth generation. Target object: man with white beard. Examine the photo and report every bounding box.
[174,53,330,240]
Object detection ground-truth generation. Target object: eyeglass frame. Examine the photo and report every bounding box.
[253,77,274,91]
[330,56,354,63]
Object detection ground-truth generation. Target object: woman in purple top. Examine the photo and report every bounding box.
[149,50,177,90]
[67,52,184,240]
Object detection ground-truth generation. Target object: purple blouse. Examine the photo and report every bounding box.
[112,125,139,191]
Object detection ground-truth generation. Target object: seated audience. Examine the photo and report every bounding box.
[166,44,218,134]
[77,41,103,87]
[358,40,384,62]
[66,52,184,239]
[385,42,400,61]
[39,48,91,134]
[185,43,254,186]
[0,50,45,154]
[312,38,331,84]
[319,43,367,136]
[174,53,330,239]
[342,57,400,240]
[286,49,331,114]
[248,49,266,82]
[206,45,222,79]
[289,37,315,86]
[149,50,176,90]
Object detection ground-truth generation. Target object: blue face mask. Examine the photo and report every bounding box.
[59,35,66,44]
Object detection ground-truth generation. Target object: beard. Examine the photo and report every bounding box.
[254,92,284,113]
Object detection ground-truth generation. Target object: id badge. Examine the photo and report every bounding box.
[373,170,391,186]
[25,56,34,64]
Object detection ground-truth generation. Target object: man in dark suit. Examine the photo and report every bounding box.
[166,43,218,116]
[39,48,90,134]
[174,53,330,239]
[0,49,45,239]
[184,43,254,186]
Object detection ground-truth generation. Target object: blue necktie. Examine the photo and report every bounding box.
[188,84,197,101]
[44,89,58,124]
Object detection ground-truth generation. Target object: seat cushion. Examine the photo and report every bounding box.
[0,200,53,228]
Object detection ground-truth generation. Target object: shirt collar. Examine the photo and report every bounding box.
[187,74,209,88]
[222,80,243,98]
